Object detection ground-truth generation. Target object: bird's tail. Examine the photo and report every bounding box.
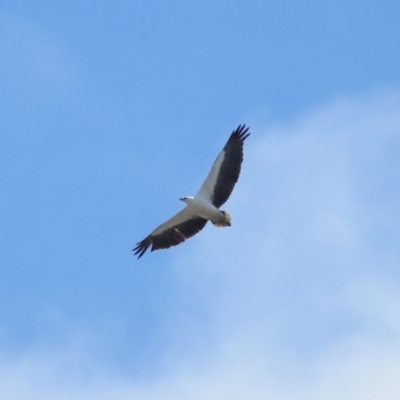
[212,210,232,227]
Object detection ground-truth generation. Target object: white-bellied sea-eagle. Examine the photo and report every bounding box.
[133,124,250,258]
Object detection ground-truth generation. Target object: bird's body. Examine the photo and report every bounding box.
[179,196,231,225]
[133,124,250,258]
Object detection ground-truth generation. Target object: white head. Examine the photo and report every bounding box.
[179,196,194,205]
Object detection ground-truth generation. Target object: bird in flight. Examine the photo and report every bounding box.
[133,124,250,258]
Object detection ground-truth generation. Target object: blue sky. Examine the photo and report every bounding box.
[1,1,400,398]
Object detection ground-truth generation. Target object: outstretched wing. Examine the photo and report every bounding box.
[133,207,208,259]
[196,125,250,208]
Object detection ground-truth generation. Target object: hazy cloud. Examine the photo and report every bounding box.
[0,13,83,94]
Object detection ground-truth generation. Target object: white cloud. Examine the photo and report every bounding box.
[2,89,400,399]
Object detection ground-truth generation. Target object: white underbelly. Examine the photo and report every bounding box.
[191,198,219,220]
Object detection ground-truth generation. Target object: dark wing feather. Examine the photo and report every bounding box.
[211,124,250,208]
[133,217,208,259]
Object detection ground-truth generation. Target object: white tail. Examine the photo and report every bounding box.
[211,210,231,227]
